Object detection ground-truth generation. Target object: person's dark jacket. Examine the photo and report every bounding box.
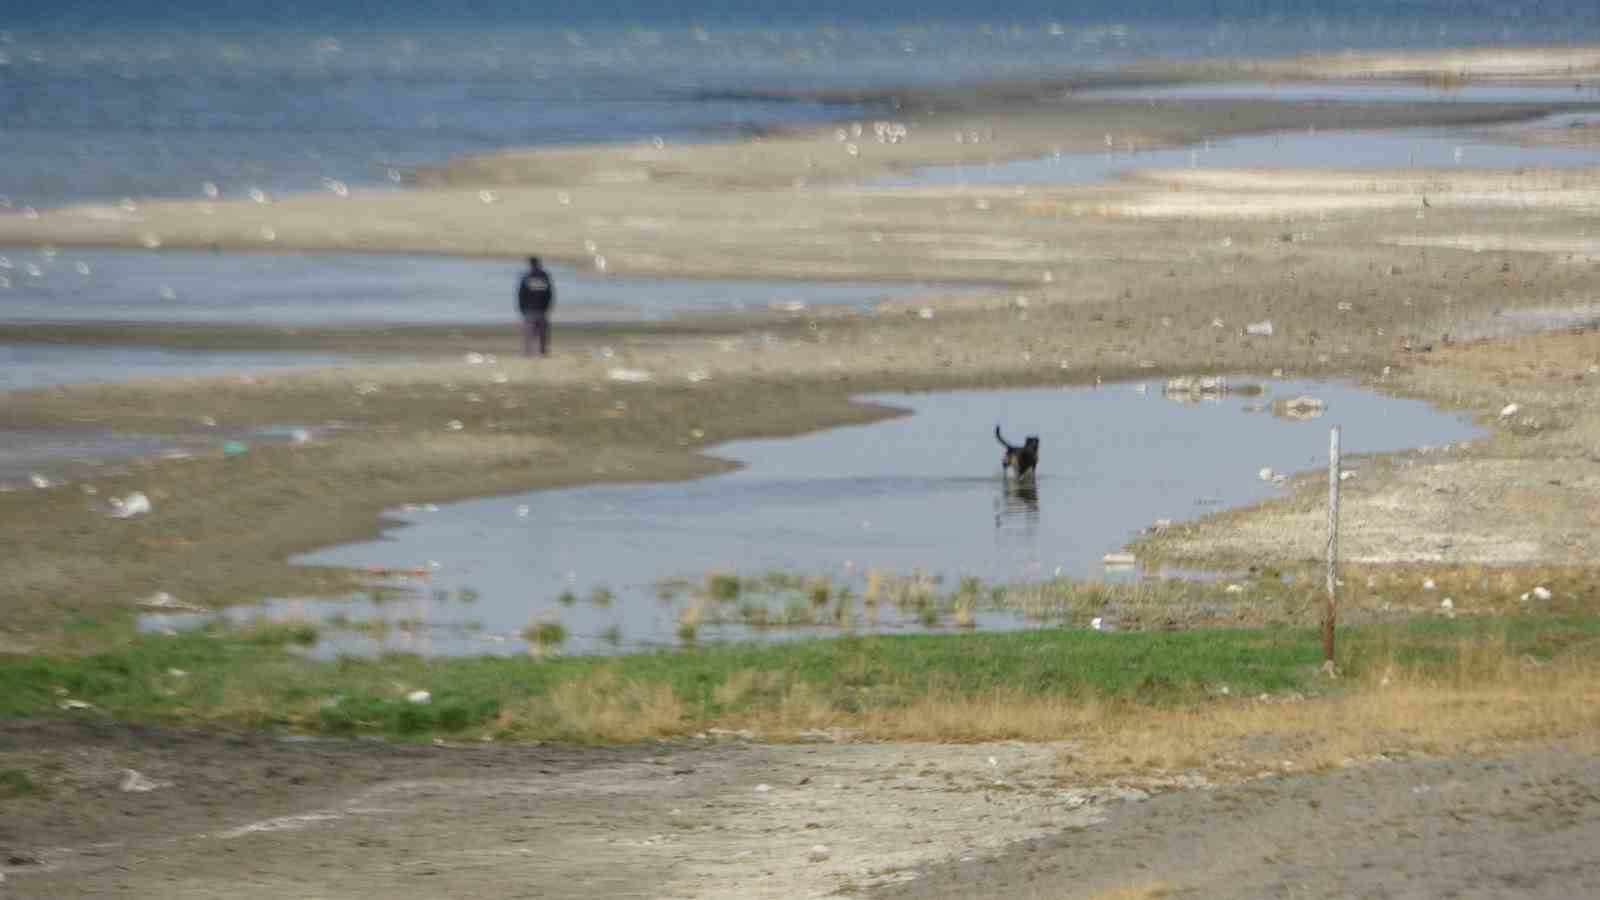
[518,265,554,315]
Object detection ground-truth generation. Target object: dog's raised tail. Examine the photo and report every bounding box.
[995,424,1015,450]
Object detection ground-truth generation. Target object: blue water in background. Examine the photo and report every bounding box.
[5,4,1600,209]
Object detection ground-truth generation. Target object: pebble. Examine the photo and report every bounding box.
[406,690,432,704]
[808,845,831,863]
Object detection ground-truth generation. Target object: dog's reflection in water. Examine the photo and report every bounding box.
[995,477,1040,533]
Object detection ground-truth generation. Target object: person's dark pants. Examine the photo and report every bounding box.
[521,311,550,356]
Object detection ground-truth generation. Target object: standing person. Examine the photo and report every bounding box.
[517,256,555,356]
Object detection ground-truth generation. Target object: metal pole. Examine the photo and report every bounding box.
[1324,425,1341,667]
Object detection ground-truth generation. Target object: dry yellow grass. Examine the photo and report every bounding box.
[490,635,1600,775]
[525,670,686,741]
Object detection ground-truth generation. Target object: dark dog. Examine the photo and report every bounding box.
[995,425,1040,478]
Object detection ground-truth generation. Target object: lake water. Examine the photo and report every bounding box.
[145,379,1483,656]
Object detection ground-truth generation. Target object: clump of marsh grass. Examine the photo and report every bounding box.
[707,573,742,602]
[523,619,568,648]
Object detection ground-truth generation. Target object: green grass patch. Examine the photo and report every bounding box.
[4,616,1599,742]
[0,768,42,799]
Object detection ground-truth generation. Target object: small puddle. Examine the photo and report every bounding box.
[0,248,944,325]
[0,423,324,485]
[873,120,1600,189]
[145,380,1483,656]
[0,342,345,392]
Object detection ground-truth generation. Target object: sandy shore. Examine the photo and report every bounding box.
[4,46,1600,646]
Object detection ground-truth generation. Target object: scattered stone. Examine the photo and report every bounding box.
[406,690,432,704]
[120,769,167,793]
[58,699,92,711]
[1273,396,1326,420]
[136,592,208,613]
[808,844,831,863]
[109,491,152,518]
[1101,552,1136,567]
[1225,584,1245,594]
[1499,403,1520,419]
[1423,578,1437,591]
[1533,586,1553,601]
[607,368,653,383]
[1163,375,1230,399]
[1440,597,1454,610]
[917,307,935,320]
[1244,319,1274,337]
[1258,467,1276,482]
[754,783,772,793]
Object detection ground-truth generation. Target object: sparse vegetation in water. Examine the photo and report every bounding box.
[588,586,614,607]
[347,618,393,638]
[952,600,977,629]
[456,588,480,604]
[708,573,742,602]
[739,603,772,629]
[780,599,817,627]
[236,619,319,647]
[917,605,941,627]
[395,617,426,633]
[655,577,693,603]
[557,590,578,606]
[523,620,568,648]
[807,577,832,607]
[600,625,623,647]
[833,589,855,627]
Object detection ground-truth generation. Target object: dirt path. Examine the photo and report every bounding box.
[6,721,1598,898]
[876,740,1600,900]
[0,721,1124,898]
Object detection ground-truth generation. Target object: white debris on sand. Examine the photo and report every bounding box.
[808,845,831,863]
[136,592,208,613]
[1499,403,1520,419]
[608,368,653,383]
[120,769,169,793]
[109,492,153,518]
[1245,319,1274,337]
